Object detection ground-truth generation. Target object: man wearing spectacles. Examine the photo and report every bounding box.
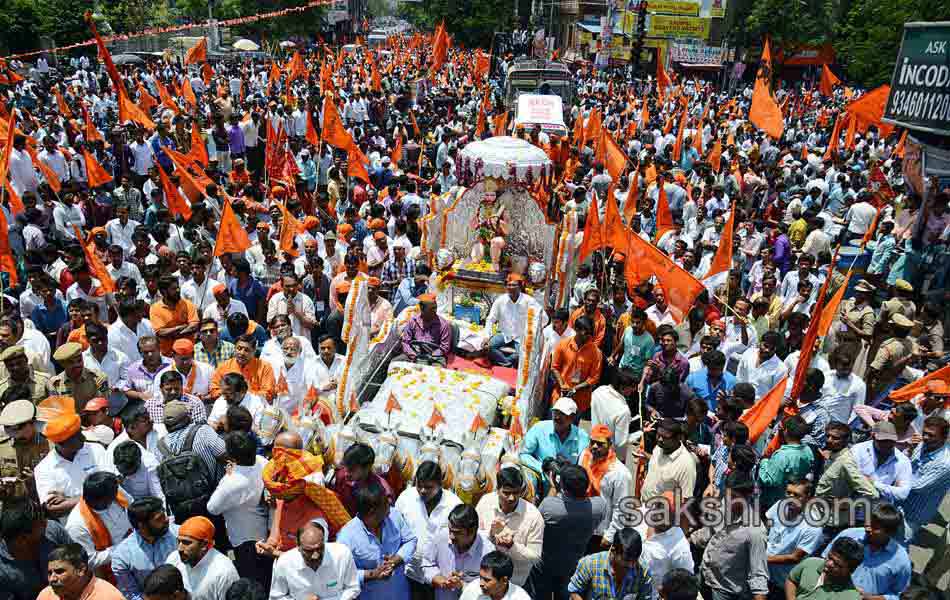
[193,319,235,369]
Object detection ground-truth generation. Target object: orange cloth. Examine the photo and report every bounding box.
[568,307,606,347]
[149,299,199,356]
[67,325,90,351]
[210,357,277,401]
[37,577,125,600]
[45,413,82,443]
[579,447,617,495]
[78,494,130,582]
[179,516,215,545]
[550,336,603,413]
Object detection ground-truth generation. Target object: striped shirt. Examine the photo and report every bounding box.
[159,423,226,481]
[902,443,950,539]
[145,393,208,427]
[194,340,236,369]
[568,550,653,600]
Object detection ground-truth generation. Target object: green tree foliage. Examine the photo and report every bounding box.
[173,0,327,39]
[399,0,514,48]
[33,0,96,46]
[0,0,41,55]
[835,0,950,87]
[745,0,836,49]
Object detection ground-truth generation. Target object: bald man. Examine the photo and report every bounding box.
[270,519,360,600]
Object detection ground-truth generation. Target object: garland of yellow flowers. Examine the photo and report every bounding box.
[370,317,394,345]
[510,307,536,432]
[439,187,467,249]
[340,274,365,346]
[336,275,365,419]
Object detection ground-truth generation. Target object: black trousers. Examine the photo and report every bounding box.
[233,540,274,591]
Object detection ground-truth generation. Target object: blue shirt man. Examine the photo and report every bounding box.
[112,502,180,600]
[764,485,823,586]
[901,430,950,541]
[824,508,912,600]
[685,362,736,412]
[519,397,590,476]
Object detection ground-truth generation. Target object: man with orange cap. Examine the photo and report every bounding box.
[329,253,361,312]
[202,284,249,331]
[399,293,452,365]
[367,277,394,338]
[149,338,215,405]
[578,424,633,549]
[167,516,239,600]
[34,411,108,519]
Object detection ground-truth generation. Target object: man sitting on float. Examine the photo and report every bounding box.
[478,274,545,369]
[397,294,452,366]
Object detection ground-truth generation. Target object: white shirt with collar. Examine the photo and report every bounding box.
[182,277,221,313]
[207,455,268,546]
[149,361,215,402]
[106,261,145,288]
[595,458,634,542]
[646,304,676,328]
[20,326,53,372]
[267,292,317,339]
[313,353,346,405]
[64,500,132,570]
[66,279,109,322]
[107,318,155,363]
[721,316,759,361]
[459,579,532,600]
[423,531,495,600]
[590,385,632,458]
[735,347,789,400]
[639,526,694,600]
[34,442,109,505]
[270,543,361,600]
[261,335,318,378]
[820,372,867,424]
[208,392,266,427]
[82,347,130,387]
[105,218,141,254]
[474,494,544,586]
[167,547,240,600]
[202,299,248,331]
[485,293,546,345]
[395,486,463,583]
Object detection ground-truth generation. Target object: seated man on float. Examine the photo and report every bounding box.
[479,274,544,369]
[398,293,452,365]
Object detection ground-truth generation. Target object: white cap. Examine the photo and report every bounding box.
[552,397,578,416]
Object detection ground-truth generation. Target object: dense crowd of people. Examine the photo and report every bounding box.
[0,22,948,600]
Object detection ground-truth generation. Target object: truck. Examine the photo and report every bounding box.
[504,58,574,110]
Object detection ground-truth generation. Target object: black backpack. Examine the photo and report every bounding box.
[157,426,215,522]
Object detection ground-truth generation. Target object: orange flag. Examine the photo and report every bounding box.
[54,88,73,118]
[82,107,103,143]
[573,112,586,152]
[409,110,420,137]
[29,151,62,194]
[0,112,15,187]
[370,62,382,93]
[672,109,688,163]
[72,224,115,293]
[0,206,16,286]
[890,365,950,403]
[602,130,627,180]
[585,108,603,147]
[749,37,784,139]
[182,78,197,109]
[739,375,788,442]
[708,139,723,172]
[202,63,214,87]
[214,198,252,256]
[470,413,488,433]
[654,183,676,243]
[894,130,907,158]
[640,96,650,128]
[475,95,489,138]
[845,85,892,135]
[492,111,508,137]
[623,170,639,223]
[321,96,353,150]
[577,195,603,264]
[156,163,192,220]
[431,23,449,74]
[474,49,490,80]
[384,393,401,414]
[818,270,852,337]
[603,185,626,251]
[1,177,24,216]
[860,206,883,247]
[656,60,671,98]
[390,135,403,166]
[189,124,208,167]
[156,80,180,115]
[823,113,845,160]
[623,230,705,323]
[184,37,208,65]
[82,149,113,188]
[286,51,308,83]
[136,84,158,113]
[702,201,736,290]
[305,111,320,148]
[347,146,370,183]
[426,404,446,430]
[845,113,858,150]
[819,64,841,97]
[276,201,303,257]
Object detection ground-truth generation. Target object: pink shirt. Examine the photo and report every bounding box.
[38,577,125,600]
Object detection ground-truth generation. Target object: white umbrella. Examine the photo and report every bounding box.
[232,39,260,51]
[279,40,296,48]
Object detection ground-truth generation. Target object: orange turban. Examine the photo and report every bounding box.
[590,424,612,442]
[303,216,320,230]
[337,223,354,236]
[179,516,216,546]
[212,283,227,295]
[369,218,387,230]
[337,281,352,294]
[271,185,288,197]
[506,273,524,284]
[172,339,195,356]
[45,413,81,443]
[367,277,381,287]
[418,293,436,304]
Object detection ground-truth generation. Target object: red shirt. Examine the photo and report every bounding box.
[331,467,395,516]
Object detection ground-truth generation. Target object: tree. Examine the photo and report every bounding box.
[835,0,950,87]
[33,0,97,47]
[399,0,513,48]
[745,0,836,49]
[0,0,40,55]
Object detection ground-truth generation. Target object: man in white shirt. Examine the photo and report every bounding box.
[269,519,361,600]
[82,322,130,388]
[590,371,635,460]
[396,462,463,586]
[64,471,133,573]
[481,274,545,368]
[580,425,633,545]
[37,137,70,185]
[167,516,239,600]
[151,338,214,404]
[108,300,156,362]
[541,309,574,364]
[34,413,109,519]
[458,552,532,600]
[105,204,140,256]
[424,505,496,600]
[8,134,38,196]
[841,192,878,241]
[207,432,269,581]
[270,335,321,416]
[207,372,266,429]
[474,468,544,586]
[312,335,345,409]
[735,331,788,400]
[203,284,248,331]
[637,495,694,600]
[646,287,677,329]
[822,347,867,424]
[267,273,317,340]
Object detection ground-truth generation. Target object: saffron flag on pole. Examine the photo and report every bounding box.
[156,163,193,221]
[184,37,208,65]
[72,224,115,293]
[623,230,705,324]
[0,209,17,287]
[189,123,208,167]
[602,185,627,251]
[739,375,788,443]
[708,139,723,172]
[86,12,154,130]
[823,112,845,160]
[702,201,736,291]
[82,149,113,188]
[276,201,303,258]
[390,135,403,166]
[577,195,603,264]
[321,96,353,150]
[305,111,321,148]
[817,270,852,337]
[215,198,252,256]
[654,183,676,244]
[819,64,840,97]
[749,37,784,139]
[889,365,950,403]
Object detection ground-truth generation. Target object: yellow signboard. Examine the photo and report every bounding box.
[578,31,592,45]
[648,15,711,39]
[648,0,700,15]
[621,11,639,32]
[610,46,631,59]
[644,38,670,64]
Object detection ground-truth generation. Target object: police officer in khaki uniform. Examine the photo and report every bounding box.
[0,346,52,407]
[46,342,109,413]
[0,399,49,503]
[867,313,917,404]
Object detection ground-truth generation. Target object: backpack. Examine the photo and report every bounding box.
[157,426,215,522]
